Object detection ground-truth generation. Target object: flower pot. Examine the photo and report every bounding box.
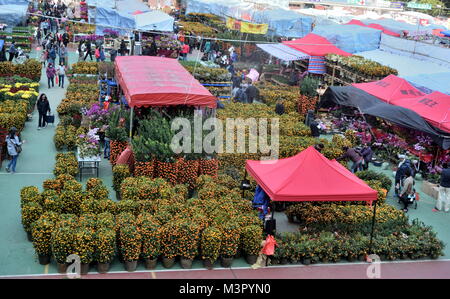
[38,254,51,265]
[180,257,193,269]
[80,263,90,275]
[57,262,68,274]
[220,257,234,268]
[162,256,175,269]
[280,258,288,265]
[302,258,311,265]
[115,191,121,201]
[347,256,356,262]
[245,255,258,265]
[124,260,138,272]
[27,231,32,242]
[203,259,214,270]
[97,262,110,274]
[144,258,157,270]
[287,215,295,223]
[358,255,365,261]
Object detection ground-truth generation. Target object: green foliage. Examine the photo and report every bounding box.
[300,76,320,98]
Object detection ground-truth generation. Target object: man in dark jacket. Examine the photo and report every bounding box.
[84,41,93,61]
[37,94,51,129]
[435,163,450,212]
[360,144,373,170]
[245,82,258,104]
[309,119,320,138]
[338,146,363,173]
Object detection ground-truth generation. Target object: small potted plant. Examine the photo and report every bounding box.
[219,222,240,267]
[177,221,200,269]
[201,226,222,269]
[137,213,161,270]
[160,221,179,268]
[74,227,96,275]
[31,218,54,265]
[241,225,263,265]
[51,226,75,274]
[21,202,43,241]
[95,228,116,274]
[118,224,142,272]
[112,164,131,199]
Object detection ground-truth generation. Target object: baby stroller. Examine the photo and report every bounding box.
[397,175,418,209]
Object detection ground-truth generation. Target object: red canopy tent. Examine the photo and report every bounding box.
[115,56,216,108]
[352,75,425,104]
[345,19,400,37]
[245,146,377,203]
[282,33,352,57]
[391,91,450,133]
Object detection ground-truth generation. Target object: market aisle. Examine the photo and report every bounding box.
[0,50,77,275]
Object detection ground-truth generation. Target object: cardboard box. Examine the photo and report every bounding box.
[421,181,439,200]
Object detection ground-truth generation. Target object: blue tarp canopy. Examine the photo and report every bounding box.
[0,4,28,26]
[255,8,312,38]
[95,6,135,36]
[404,72,450,96]
[135,10,174,32]
[442,30,450,37]
[85,0,115,9]
[186,0,313,38]
[257,43,309,61]
[313,24,381,53]
[0,0,28,4]
[355,49,450,77]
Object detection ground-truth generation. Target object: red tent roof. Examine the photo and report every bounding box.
[115,56,216,108]
[282,33,352,57]
[245,146,377,202]
[352,75,425,104]
[345,19,400,37]
[391,91,450,133]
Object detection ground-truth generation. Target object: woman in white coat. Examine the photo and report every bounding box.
[5,127,25,174]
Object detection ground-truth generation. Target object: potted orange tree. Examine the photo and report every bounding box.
[137,213,161,270]
[118,224,142,272]
[201,226,222,269]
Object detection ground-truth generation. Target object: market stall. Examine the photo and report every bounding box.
[115,56,216,108]
[321,84,450,149]
[246,146,378,203]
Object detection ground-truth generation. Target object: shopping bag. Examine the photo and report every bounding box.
[55,75,59,85]
[45,113,55,124]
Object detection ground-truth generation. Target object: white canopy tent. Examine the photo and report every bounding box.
[135,10,174,32]
[257,43,309,61]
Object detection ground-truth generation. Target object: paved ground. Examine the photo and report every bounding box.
[0,47,449,278]
[3,260,450,279]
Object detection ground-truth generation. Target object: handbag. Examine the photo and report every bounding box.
[14,143,22,154]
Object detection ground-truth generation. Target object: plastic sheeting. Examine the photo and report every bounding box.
[85,0,115,8]
[379,34,450,68]
[405,73,450,96]
[115,0,150,16]
[186,0,313,38]
[256,43,309,61]
[360,19,432,36]
[312,24,381,54]
[0,0,28,4]
[355,49,450,78]
[0,4,28,26]
[95,7,135,36]
[135,10,174,32]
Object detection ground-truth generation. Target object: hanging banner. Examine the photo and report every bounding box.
[226,17,268,35]
[226,17,241,31]
[241,22,268,34]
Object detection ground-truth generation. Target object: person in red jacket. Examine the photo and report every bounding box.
[46,63,56,89]
[180,43,190,61]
